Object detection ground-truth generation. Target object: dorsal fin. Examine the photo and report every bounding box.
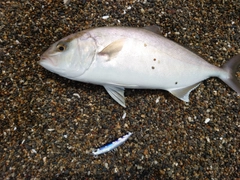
[143,25,162,35]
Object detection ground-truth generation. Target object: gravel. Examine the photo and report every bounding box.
[1,0,239,179]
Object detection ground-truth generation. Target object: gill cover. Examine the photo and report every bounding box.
[62,33,97,79]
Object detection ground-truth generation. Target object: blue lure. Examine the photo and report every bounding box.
[92,132,133,155]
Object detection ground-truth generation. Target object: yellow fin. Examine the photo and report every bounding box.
[98,39,125,61]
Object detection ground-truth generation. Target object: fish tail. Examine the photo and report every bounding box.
[221,54,240,95]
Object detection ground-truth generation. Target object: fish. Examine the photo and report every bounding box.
[63,0,86,5]
[63,0,71,4]
[92,132,132,156]
[39,26,240,107]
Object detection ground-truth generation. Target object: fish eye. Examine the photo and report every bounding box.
[57,44,66,51]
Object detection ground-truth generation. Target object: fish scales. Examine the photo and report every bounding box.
[39,26,240,107]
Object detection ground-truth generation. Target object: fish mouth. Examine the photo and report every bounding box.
[39,56,57,66]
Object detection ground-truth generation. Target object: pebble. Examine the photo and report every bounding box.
[1,0,239,179]
[204,118,211,124]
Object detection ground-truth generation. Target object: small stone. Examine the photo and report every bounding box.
[204,118,211,124]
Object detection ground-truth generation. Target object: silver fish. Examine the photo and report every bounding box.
[39,26,240,107]
[92,132,132,156]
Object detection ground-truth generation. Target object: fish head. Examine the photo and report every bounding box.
[39,32,97,79]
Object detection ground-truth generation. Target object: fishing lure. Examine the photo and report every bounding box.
[92,132,133,156]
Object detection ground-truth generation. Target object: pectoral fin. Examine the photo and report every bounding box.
[169,83,200,102]
[98,39,125,61]
[104,85,126,107]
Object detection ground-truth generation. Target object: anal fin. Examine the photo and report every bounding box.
[104,85,126,107]
[169,83,200,102]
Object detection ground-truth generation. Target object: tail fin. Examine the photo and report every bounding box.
[221,54,240,95]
